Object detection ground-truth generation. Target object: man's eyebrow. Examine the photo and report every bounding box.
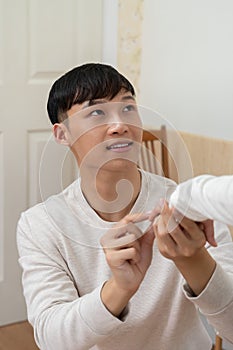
[82,95,136,109]
[82,100,106,109]
[121,95,136,102]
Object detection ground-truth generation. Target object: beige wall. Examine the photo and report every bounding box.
[179,132,233,177]
[167,131,233,236]
[168,131,233,182]
[117,0,144,92]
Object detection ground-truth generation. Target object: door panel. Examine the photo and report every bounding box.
[0,132,3,282]
[0,0,102,325]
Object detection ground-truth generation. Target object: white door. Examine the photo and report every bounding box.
[0,0,103,325]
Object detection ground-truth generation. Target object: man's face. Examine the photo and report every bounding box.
[61,90,143,171]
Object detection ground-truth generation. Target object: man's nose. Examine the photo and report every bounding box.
[106,112,129,135]
[107,120,129,135]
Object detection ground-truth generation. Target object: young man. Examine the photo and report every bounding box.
[17,63,233,350]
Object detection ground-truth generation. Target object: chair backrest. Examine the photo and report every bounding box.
[141,127,223,350]
[139,126,170,178]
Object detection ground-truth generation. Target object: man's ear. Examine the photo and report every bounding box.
[53,123,70,146]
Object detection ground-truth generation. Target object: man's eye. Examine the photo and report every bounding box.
[123,104,136,112]
[90,109,105,116]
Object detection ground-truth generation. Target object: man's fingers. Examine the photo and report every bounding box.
[202,220,217,247]
[148,206,161,222]
[101,222,143,249]
[172,208,217,248]
[122,212,151,224]
[139,229,155,246]
[160,202,181,233]
[178,216,217,247]
[105,247,141,266]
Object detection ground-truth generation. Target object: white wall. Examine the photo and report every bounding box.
[102,0,118,66]
[139,0,233,141]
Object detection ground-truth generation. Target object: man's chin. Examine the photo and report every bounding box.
[99,158,139,172]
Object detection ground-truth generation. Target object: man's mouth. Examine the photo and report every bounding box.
[106,141,133,151]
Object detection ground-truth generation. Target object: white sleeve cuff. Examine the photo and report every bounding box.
[183,264,233,315]
[79,283,129,336]
[169,184,208,222]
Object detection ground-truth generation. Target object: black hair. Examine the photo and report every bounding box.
[47,63,135,124]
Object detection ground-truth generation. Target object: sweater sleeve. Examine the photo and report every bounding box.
[182,221,233,343]
[17,212,127,350]
[169,175,233,225]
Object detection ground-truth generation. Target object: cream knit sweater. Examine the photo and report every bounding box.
[17,171,233,350]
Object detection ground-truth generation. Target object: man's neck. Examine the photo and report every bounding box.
[80,165,141,222]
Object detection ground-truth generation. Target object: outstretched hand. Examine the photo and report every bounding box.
[148,201,217,248]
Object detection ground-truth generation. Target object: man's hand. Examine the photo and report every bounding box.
[149,204,217,248]
[153,202,208,260]
[153,201,216,295]
[172,208,217,247]
[100,213,155,317]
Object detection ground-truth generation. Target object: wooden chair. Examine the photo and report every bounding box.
[141,125,223,350]
[213,335,223,350]
[139,126,170,178]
